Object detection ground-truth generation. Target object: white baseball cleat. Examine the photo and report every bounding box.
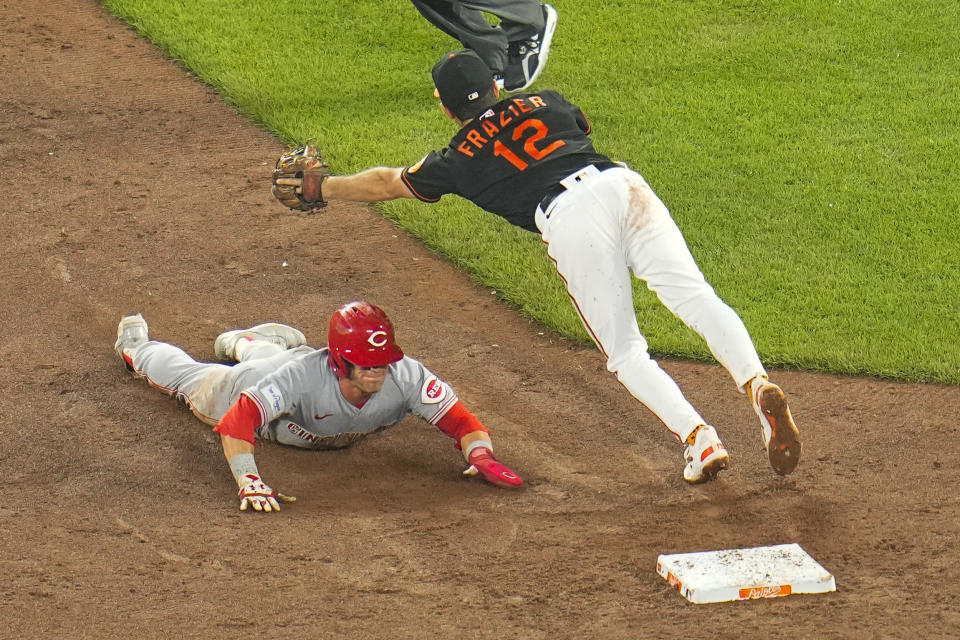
[751,378,802,476]
[214,323,306,361]
[683,425,729,484]
[115,313,149,370]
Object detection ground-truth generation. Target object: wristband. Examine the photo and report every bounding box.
[228,453,260,485]
[464,439,492,459]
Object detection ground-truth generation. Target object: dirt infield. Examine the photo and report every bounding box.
[3,1,959,638]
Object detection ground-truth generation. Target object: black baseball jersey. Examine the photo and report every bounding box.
[401,90,612,231]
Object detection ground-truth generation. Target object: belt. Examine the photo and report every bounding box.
[538,161,621,212]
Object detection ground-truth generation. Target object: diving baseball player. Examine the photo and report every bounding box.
[273,50,802,485]
[114,301,523,513]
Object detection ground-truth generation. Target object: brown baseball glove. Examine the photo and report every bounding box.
[271,145,330,211]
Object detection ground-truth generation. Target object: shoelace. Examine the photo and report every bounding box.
[509,36,540,59]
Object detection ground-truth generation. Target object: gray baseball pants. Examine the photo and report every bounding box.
[410,0,545,72]
[128,340,308,425]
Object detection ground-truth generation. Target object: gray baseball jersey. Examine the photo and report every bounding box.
[246,348,458,449]
[127,340,459,449]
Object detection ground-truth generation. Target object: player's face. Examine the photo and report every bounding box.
[347,363,389,395]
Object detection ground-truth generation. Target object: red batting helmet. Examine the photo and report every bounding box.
[328,301,404,378]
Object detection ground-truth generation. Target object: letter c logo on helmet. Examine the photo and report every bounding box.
[328,301,404,378]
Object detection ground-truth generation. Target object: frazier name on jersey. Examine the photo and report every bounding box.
[456,96,549,157]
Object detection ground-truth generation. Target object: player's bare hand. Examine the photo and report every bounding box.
[238,473,281,512]
[463,448,523,488]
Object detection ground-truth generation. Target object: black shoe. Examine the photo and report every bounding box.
[502,3,558,91]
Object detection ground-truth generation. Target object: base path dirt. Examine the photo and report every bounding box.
[2,1,958,637]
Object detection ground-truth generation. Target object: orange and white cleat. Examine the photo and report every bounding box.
[683,425,729,484]
[751,378,802,475]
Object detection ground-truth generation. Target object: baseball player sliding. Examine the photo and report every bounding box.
[273,50,802,484]
[114,301,523,513]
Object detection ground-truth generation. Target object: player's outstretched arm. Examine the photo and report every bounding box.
[275,166,415,204]
[462,445,524,488]
[323,167,416,202]
[219,435,281,513]
[436,401,523,488]
[215,395,295,512]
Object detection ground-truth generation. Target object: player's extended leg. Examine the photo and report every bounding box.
[409,0,511,72]
[618,175,766,388]
[114,315,308,426]
[482,1,556,91]
[214,323,306,362]
[545,244,705,440]
[457,0,556,91]
[537,185,728,482]
[460,0,546,41]
[618,173,802,475]
[116,314,237,424]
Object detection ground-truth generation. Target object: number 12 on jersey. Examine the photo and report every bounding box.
[493,119,566,171]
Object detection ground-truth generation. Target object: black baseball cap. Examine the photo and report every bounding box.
[431,50,495,118]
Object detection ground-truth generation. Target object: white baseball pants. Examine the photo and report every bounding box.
[535,164,765,443]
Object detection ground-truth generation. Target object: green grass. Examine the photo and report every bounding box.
[99,0,960,383]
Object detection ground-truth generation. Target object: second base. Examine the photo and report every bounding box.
[656,543,836,604]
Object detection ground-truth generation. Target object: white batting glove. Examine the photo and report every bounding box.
[238,473,281,513]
